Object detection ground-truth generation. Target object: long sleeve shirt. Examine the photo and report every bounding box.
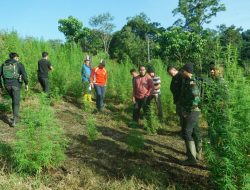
[133,74,154,99]
[180,75,200,113]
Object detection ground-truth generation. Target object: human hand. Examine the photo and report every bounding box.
[25,85,29,91]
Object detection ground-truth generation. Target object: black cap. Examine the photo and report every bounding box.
[182,63,194,74]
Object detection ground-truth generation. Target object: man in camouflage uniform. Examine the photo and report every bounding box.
[180,63,202,165]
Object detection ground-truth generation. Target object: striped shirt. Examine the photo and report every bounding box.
[152,76,161,95]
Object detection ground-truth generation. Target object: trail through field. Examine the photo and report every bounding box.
[0,97,210,189]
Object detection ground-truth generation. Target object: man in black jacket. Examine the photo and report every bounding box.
[167,66,183,127]
[37,52,53,94]
[0,52,28,127]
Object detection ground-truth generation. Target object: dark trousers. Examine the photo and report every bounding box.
[5,86,20,118]
[183,111,201,143]
[152,94,163,120]
[94,85,106,110]
[38,77,49,94]
[133,97,151,122]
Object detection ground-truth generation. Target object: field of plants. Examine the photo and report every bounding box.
[0,0,250,189]
[0,29,249,190]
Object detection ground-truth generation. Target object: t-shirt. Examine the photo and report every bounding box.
[152,76,161,95]
[37,58,52,78]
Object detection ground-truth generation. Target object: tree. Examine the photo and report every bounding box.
[58,16,83,43]
[173,0,226,33]
[109,26,147,65]
[159,27,206,66]
[89,12,115,54]
[218,25,243,49]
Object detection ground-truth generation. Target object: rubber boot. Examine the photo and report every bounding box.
[83,94,88,102]
[196,140,203,160]
[181,141,197,166]
[87,94,93,102]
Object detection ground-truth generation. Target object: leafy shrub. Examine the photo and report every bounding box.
[144,105,162,134]
[86,117,98,142]
[12,94,68,174]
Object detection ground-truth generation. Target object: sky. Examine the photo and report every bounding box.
[0,0,250,41]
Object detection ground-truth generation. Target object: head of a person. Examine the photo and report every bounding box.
[167,66,178,77]
[84,55,91,65]
[42,52,49,59]
[130,68,138,77]
[9,52,19,61]
[139,65,147,76]
[147,66,155,77]
[99,59,105,68]
[210,64,223,78]
[181,63,194,78]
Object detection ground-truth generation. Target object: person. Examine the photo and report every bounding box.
[167,66,183,128]
[147,67,163,121]
[205,64,229,145]
[130,68,139,103]
[132,65,154,122]
[37,52,53,94]
[90,59,108,112]
[81,55,92,102]
[179,63,202,165]
[0,52,28,127]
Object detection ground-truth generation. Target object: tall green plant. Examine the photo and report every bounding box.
[12,94,68,174]
[204,44,250,189]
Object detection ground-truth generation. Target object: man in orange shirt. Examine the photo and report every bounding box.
[90,59,108,112]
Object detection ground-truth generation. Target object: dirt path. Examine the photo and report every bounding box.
[0,99,210,189]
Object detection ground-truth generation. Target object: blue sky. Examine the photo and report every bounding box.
[0,0,250,41]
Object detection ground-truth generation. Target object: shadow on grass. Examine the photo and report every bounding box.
[65,125,210,189]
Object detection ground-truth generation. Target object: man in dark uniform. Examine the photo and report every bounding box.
[0,52,28,127]
[37,52,53,94]
[167,66,183,127]
[180,63,202,165]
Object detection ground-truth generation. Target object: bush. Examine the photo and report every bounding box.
[12,94,68,174]
[86,116,98,142]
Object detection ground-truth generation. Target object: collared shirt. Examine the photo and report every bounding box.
[133,74,154,99]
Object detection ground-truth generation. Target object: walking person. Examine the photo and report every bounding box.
[81,55,92,102]
[147,67,163,121]
[167,66,183,129]
[0,53,28,127]
[179,63,202,165]
[132,65,154,122]
[37,52,53,94]
[90,59,108,112]
[130,68,139,103]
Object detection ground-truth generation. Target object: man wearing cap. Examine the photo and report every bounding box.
[180,63,202,165]
[37,52,53,94]
[81,55,92,102]
[90,59,108,112]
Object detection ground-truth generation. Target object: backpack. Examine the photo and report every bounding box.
[2,62,19,79]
